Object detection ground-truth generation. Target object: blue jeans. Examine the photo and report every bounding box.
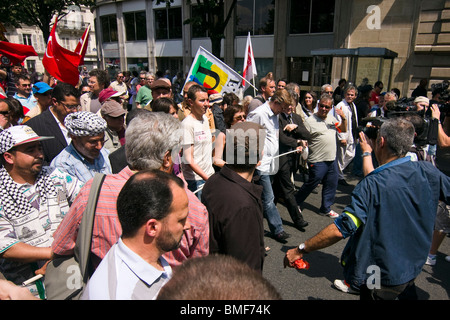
[186,179,205,201]
[255,170,284,235]
[295,160,339,214]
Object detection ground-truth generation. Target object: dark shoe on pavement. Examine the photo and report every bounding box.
[338,179,350,186]
[294,220,309,231]
[273,231,290,243]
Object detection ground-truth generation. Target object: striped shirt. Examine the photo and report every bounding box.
[52,166,209,268]
[81,238,172,300]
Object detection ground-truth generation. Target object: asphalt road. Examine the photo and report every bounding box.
[261,153,450,301]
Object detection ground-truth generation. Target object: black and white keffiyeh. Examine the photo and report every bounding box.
[0,167,58,219]
[65,111,107,137]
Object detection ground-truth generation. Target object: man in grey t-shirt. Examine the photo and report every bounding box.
[295,94,347,218]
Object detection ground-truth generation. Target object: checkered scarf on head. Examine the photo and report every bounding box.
[65,111,107,137]
[0,166,58,219]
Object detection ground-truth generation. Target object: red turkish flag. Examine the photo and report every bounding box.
[0,41,37,65]
[74,26,90,65]
[43,18,81,87]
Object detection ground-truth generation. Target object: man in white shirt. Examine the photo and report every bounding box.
[246,89,292,243]
[81,170,190,300]
[335,85,358,186]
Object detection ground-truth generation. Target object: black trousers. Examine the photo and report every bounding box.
[273,154,305,223]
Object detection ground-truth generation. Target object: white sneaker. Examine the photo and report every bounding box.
[326,210,339,218]
[426,255,436,266]
[333,279,359,294]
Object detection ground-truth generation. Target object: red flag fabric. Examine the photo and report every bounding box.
[74,26,90,65]
[0,41,37,65]
[43,18,81,87]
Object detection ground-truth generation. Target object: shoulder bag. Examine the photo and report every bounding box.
[44,173,106,300]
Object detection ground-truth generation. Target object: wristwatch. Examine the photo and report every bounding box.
[361,151,371,158]
[298,243,307,254]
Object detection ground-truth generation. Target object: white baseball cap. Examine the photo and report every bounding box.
[0,125,54,154]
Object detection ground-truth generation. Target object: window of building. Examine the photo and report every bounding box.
[101,14,118,43]
[22,34,32,46]
[236,0,275,36]
[191,5,208,38]
[124,11,147,41]
[154,7,182,40]
[290,0,335,34]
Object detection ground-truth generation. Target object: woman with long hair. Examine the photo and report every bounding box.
[301,91,317,119]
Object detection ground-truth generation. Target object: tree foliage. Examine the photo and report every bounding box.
[0,0,95,42]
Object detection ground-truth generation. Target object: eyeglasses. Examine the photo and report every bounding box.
[0,111,9,116]
[325,91,333,94]
[20,84,32,87]
[233,115,245,121]
[59,102,80,110]
[318,104,332,110]
[87,138,108,146]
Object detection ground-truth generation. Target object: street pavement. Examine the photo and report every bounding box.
[261,153,450,301]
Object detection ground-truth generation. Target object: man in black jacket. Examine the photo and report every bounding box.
[26,82,80,165]
[274,89,311,230]
[201,122,266,272]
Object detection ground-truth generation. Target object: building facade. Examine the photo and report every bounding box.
[93,0,450,98]
[3,0,449,98]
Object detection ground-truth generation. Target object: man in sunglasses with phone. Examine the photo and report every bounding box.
[295,93,347,219]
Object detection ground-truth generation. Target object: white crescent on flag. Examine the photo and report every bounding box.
[45,35,54,59]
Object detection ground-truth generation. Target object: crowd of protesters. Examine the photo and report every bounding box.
[0,62,449,301]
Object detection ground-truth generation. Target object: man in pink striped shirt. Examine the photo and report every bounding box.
[51,112,209,269]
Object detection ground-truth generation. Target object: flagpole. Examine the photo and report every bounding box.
[79,24,90,57]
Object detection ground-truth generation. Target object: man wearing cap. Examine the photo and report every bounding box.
[414,96,430,113]
[13,74,37,114]
[50,111,112,183]
[100,100,126,153]
[0,125,83,298]
[23,82,53,123]
[143,78,173,111]
[26,82,81,165]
